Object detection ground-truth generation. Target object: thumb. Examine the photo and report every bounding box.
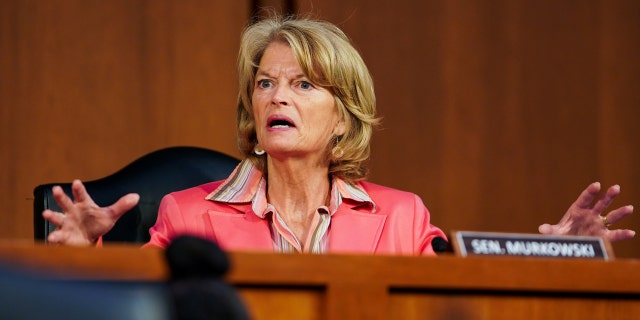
[109,193,140,217]
[538,223,554,234]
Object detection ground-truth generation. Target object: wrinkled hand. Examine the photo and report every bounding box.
[41,179,139,246]
[539,182,635,242]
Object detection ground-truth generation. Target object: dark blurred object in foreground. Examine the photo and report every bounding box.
[0,264,170,320]
[166,235,250,320]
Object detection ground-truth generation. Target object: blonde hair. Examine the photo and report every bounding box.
[236,16,380,182]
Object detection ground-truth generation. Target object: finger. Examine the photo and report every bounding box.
[107,193,140,218]
[603,205,634,225]
[47,229,67,244]
[538,223,555,235]
[572,182,601,209]
[52,185,75,213]
[71,179,92,203]
[605,229,636,242]
[42,209,66,227]
[591,185,621,214]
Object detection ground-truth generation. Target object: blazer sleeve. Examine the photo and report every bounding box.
[144,194,179,248]
[411,193,448,255]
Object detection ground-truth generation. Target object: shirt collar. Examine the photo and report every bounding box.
[205,159,261,203]
[206,159,376,213]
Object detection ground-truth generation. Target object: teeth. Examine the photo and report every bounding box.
[271,124,290,128]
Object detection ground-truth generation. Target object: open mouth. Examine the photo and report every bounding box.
[268,117,295,128]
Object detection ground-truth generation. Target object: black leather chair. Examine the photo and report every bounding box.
[33,146,239,243]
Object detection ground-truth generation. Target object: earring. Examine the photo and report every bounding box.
[254,145,265,155]
[332,146,344,159]
[331,136,344,159]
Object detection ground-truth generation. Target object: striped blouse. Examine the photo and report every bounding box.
[205,159,375,254]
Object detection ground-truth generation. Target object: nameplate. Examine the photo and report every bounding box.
[451,231,613,260]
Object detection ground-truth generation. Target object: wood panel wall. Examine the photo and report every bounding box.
[298,0,640,257]
[2,0,639,257]
[0,0,249,239]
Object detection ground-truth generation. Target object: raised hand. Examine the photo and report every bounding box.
[538,182,635,242]
[41,179,139,246]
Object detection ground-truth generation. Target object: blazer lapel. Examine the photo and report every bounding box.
[329,206,386,254]
[204,205,273,252]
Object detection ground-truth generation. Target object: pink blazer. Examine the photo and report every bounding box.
[145,180,446,256]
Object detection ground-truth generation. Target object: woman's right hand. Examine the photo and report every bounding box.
[41,179,140,246]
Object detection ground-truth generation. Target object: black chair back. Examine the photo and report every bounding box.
[33,146,239,243]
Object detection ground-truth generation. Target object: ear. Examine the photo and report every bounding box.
[333,119,346,136]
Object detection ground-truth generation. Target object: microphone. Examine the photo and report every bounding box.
[165,235,250,320]
[431,236,452,253]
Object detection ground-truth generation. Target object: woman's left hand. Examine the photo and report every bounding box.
[538,182,635,242]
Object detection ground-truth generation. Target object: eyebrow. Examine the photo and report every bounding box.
[255,69,307,80]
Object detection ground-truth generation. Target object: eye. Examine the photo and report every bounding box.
[256,79,272,89]
[299,81,314,90]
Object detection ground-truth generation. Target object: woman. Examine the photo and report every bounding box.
[42,16,635,253]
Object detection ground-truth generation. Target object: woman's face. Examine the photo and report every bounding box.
[252,41,345,161]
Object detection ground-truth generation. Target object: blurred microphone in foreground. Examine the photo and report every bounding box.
[165,235,250,320]
[432,236,453,253]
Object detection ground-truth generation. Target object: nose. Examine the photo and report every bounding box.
[271,83,291,106]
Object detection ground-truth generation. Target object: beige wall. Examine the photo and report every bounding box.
[2,0,639,257]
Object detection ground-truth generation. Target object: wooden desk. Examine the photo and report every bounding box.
[1,242,639,320]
